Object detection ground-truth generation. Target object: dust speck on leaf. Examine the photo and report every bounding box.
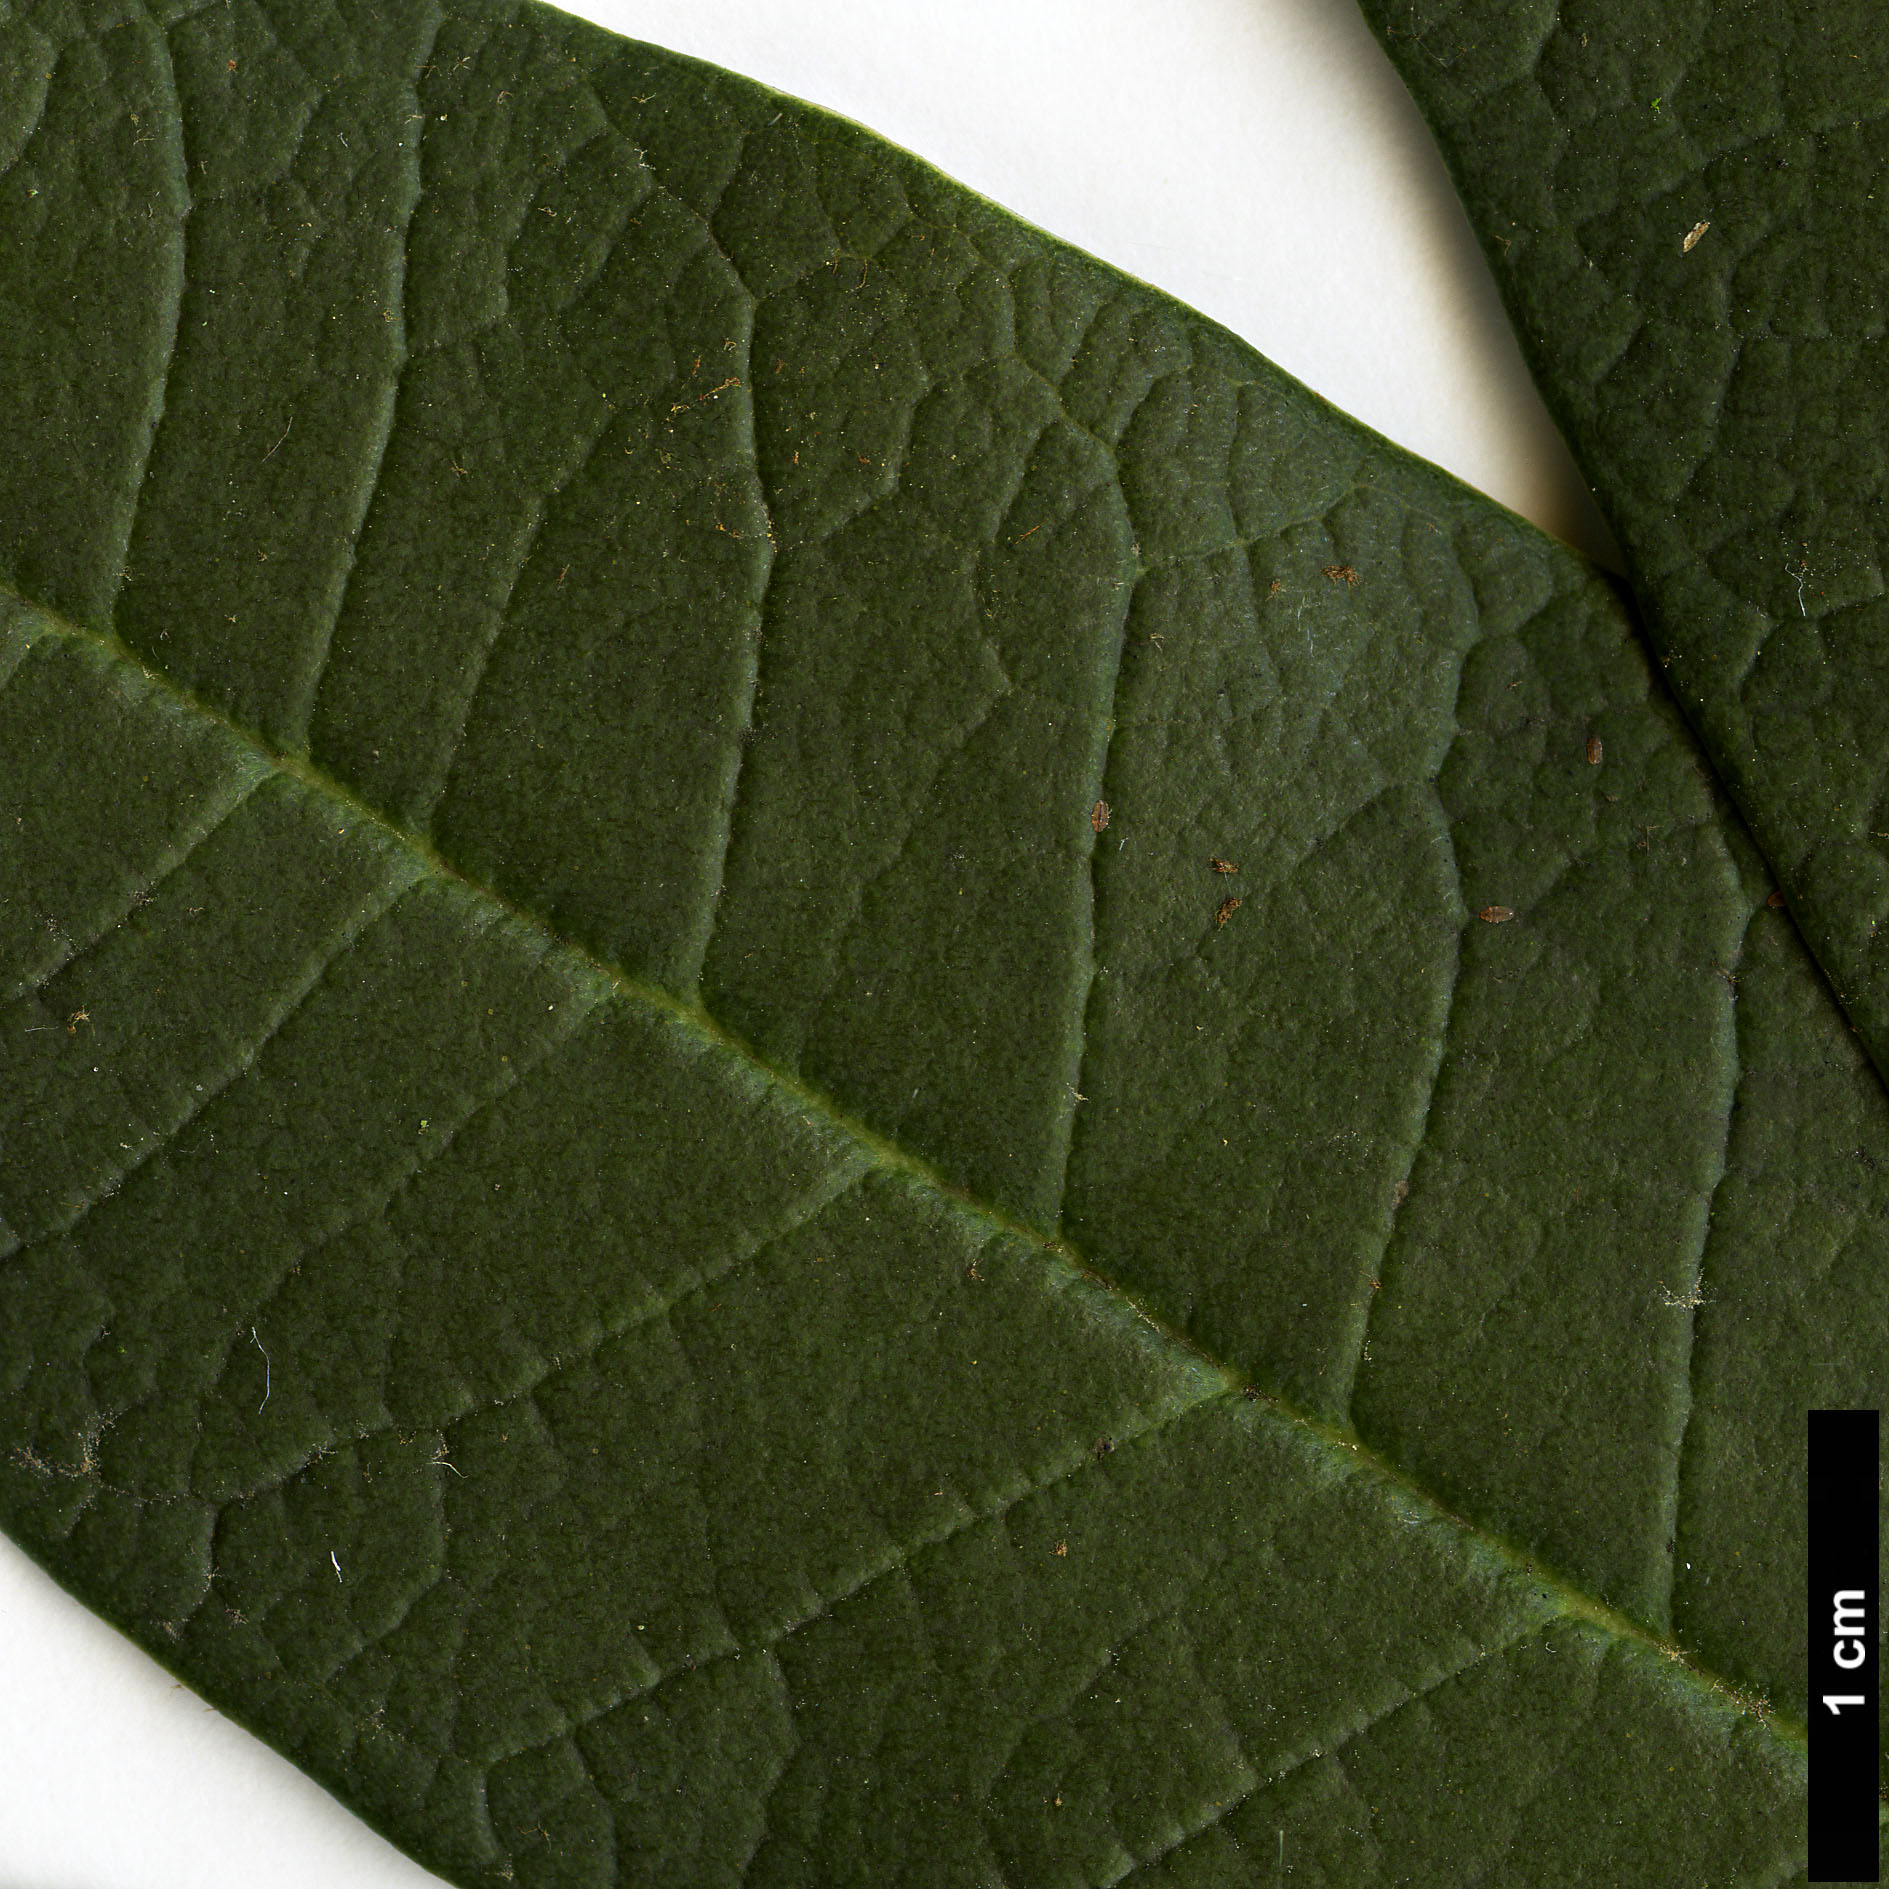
[1322,564,1359,585]
[1658,1281,1709,1309]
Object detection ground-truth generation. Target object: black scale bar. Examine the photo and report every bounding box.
[1810,1409,1880,1882]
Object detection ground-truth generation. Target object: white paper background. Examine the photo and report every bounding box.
[0,2,1614,1881]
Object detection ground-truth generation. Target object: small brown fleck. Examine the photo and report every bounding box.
[1214,896,1241,928]
[1586,734,1603,765]
[1093,1437,1114,1457]
[1091,799,1110,834]
[1479,905,1514,924]
[1241,1385,1261,1402]
[1322,564,1359,585]
[1766,889,1786,909]
[1054,1541,1068,1557]
[1392,1179,1409,1206]
[1210,857,1238,875]
[1265,577,1283,599]
[1682,220,1710,254]
[67,1007,90,1033]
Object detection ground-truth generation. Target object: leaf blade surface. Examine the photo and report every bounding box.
[1355,0,1889,1091]
[0,3,1873,1880]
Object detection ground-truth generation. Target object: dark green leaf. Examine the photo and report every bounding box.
[0,2,1868,1881]
[1356,0,1889,1098]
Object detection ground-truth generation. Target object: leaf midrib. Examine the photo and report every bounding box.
[7,580,1807,1761]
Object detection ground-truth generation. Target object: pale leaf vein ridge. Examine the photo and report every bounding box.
[1108,1618,1546,1887]
[480,1386,1229,1786]
[282,0,445,752]
[106,8,190,626]
[4,766,262,1009]
[1655,893,1752,1628]
[11,860,416,1254]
